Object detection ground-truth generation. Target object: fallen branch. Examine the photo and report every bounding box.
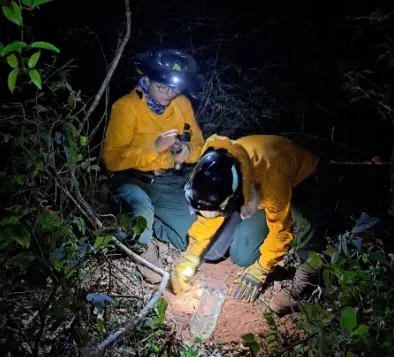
[55,173,170,351]
[96,239,169,350]
[54,178,99,228]
[78,0,132,134]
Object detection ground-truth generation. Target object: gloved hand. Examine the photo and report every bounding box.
[170,251,201,294]
[232,260,270,302]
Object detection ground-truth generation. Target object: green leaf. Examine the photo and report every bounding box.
[3,133,10,143]
[351,324,369,338]
[13,174,26,184]
[96,318,106,335]
[119,214,132,233]
[156,297,168,323]
[75,153,83,161]
[38,211,62,232]
[242,333,257,344]
[79,136,87,146]
[6,53,18,68]
[132,216,147,235]
[242,333,260,357]
[0,227,15,249]
[339,271,356,285]
[340,307,357,333]
[30,41,60,53]
[368,252,388,265]
[7,223,31,248]
[324,247,336,257]
[1,41,27,57]
[0,216,19,226]
[28,69,42,89]
[73,217,85,234]
[94,234,113,249]
[2,1,23,27]
[289,239,297,248]
[322,268,336,286]
[306,252,323,270]
[21,0,34,6]
[32,0,53,6]
[8,68,18,93]
[28,50,40,69]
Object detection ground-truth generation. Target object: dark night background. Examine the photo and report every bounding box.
[1,0,394,160]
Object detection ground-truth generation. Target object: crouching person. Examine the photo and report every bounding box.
[170,134,331,315]
[101,48,204,284]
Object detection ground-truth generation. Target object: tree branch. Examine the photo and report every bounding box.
[78,0,132,134]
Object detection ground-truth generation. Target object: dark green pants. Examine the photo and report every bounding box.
[110,169,195,251]
[229,175,330,267]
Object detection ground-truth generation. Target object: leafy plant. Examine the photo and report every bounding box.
[290,233,394,356]
[1,0,59,92]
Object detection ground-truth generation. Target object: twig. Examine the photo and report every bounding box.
[78,0,132,134]
[54,178,98,228]
[273,333,318,357]
[33,285,60,357]
[158,322,176,357]
[97,239,169,350]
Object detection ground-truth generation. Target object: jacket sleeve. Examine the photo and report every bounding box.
[258,174,294,271]
[186,215,226,257]
[102,99,171,172]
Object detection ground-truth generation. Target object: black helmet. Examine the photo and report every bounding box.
[185,149,244,217]
[135,48,200,98]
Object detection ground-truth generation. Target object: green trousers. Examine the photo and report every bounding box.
[228,174,330,267]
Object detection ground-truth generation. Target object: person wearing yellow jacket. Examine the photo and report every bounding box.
[171,134,330,314]
[101,48,204,283]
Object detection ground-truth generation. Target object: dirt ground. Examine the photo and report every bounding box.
[163,257,298,344]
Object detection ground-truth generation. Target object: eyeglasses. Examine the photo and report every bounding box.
[154,82,181,95]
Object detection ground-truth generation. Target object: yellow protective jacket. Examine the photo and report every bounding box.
[101,88,204,172]
[187,134,320,271]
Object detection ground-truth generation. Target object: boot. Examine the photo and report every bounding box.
[137,240,166,284]
[269,262,318,315]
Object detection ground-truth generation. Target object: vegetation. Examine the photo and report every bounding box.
[0,1,393,356]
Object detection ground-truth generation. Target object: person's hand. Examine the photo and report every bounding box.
[170,251,200,294]
[232,260,270,302]
[172,142,190,164]
[154,129,178,153]
[240,200,259,220]
[240,183,260,220]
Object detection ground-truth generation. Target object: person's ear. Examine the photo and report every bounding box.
[144,76,150,87]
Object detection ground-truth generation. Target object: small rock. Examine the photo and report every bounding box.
[239,344,249,351]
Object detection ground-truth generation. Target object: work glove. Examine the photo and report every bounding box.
[232,260,270,302]
[170,251,201,294]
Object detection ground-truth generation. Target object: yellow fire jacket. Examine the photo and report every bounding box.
[187,134,320,271]
[101,88,204,172]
